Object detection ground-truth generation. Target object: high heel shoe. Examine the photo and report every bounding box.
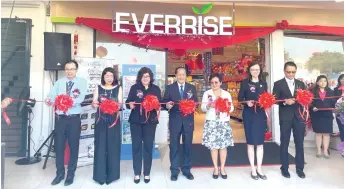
[251,172,259,180]
[220,168,227,179]
[257,172,267,180]
[212,169,219,179]
[134,176,140,184]
[144,176,150,183]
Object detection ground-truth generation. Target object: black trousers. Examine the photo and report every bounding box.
[130,123,157,176]
[280,118,305,171]
[54,115,81,176]
[336,118,344,142]
[169,125,193,175]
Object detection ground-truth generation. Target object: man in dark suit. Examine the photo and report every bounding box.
[273,62,307,179]
[163,67,198,181]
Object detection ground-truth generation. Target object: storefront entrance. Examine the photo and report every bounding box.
[166,38,269,144]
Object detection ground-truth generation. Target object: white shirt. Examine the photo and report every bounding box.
[285,77,295,95]
[201,89,234,121]
[177,82,185,90]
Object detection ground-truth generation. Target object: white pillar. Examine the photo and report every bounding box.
[269,30,285,144]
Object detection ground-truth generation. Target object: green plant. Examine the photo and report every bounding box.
[192,3,213,15]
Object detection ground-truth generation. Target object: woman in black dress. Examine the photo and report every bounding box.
[311,75,336,159]
[334,74,344,150]
[125,67,161,184]
[92,67,122,185]
[238,62,268,180]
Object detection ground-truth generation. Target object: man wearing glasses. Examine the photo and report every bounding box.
[45,60,87,186]
[273,62,306,179]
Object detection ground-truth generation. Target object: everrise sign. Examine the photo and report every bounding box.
[113,13,233,36]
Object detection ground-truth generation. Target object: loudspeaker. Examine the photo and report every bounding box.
[44,32,71,71]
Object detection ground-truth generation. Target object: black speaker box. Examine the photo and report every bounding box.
[44,32,71,71]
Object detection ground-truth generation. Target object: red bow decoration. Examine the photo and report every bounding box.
[55,94,73,113]
[264,132,272,141]
[296,89,314,121]
[276,20,289,30]
[99,99,120,128]
[258,92,276,110]
[141,95,161,121]
[179,100,197,116]
[100,99,120,114]
[2,98,13,125]
[296,89,314,106]
[214,97,231,116]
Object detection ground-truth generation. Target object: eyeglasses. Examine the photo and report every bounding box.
[250,69,260,72]
[143,75,151,79]
[65,68,77,71]
[285,71,296,74]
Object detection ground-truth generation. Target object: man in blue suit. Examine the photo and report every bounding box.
[163,67,198,181]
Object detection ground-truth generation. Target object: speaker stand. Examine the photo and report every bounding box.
[15,107,41,165]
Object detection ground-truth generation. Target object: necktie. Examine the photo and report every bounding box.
[180,85,184,99]
[67,81,73,95]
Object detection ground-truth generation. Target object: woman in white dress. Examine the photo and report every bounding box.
[201,73,234,179]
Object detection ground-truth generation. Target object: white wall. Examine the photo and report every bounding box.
[270,31,285,144]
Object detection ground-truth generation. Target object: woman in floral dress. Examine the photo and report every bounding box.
[201,73,234,180]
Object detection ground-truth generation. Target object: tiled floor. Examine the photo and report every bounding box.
[3,144,344,189]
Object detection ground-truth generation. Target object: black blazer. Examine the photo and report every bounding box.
[334,86,343,100]
[272,78,306,121]
[163,82,198,133]
[125,83,162,125]
[311,88,336,118]
[238,79,268,112]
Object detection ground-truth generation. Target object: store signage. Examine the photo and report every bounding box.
[114,13,232,36]
[113,4,232,36]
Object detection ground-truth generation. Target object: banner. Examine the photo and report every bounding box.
[75,57,116,167]
[121,64,156,144]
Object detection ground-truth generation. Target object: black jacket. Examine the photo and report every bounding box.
[162,82,198,133]
[311,88,336,118]
[334,86,343,100]
[272,78,306,121]
[125,83,162,125]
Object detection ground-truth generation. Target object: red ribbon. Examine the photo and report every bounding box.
[2,111,11,125]
[2,98,13,125]
[296,89,314,121]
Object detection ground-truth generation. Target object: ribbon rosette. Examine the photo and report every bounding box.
[141,95,161,121]
[214,97,231,116]
[99,99,120,128]
[179,100,197,116]
[55,94,73,113]
[258,92,276,110]
[296,89,314,121]
[258,92,276,123]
